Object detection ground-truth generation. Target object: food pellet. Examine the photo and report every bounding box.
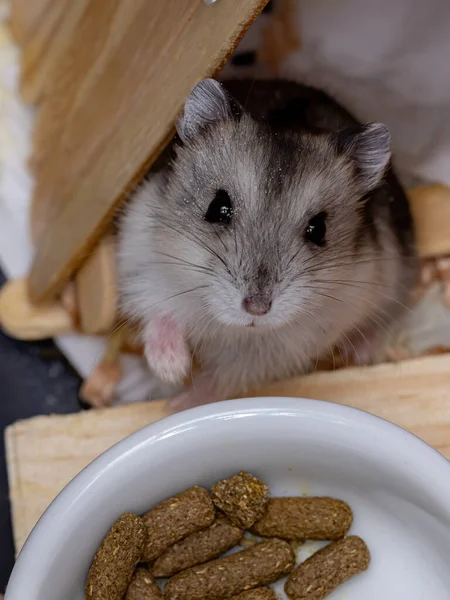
[125,567,163,600]
[231,588,277,599]
[251,497,352,540]
[211,471,269,529]
[85,513,146,600]
[164,538,295,600]
[151,515,243,577]
[284,536,370,600]
[142,486,215,562]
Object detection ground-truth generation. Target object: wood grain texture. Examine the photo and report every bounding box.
[19,0,89,105]
[9,0,54,44]
[5,400,172,553]
[28,0,268,302]
[6,353,450,553]
[17,0,70,104]
[408,185,450,258]
[29,0,126,182]
[76,231,116,335]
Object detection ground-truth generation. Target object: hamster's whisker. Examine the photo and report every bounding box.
[314,279,413,311]
[306,281,406,321]
[324,278,410,291]
[243,76,257,108]
[349,325,375,364]
[312,339,320,373]
[140,285,212,315]
[105,314,134,340]
[232,223,238,256]
[335,328,359,365]
[152,250,216,273]
[306,286,402,336]
[286,247,302,269]
[148,261,216,278]
[302,247,414,271]
[189,335,204,383]
[149,262,217,278]
[287,222,380,272]
[312,290,345,304]
[330,343,346,370]
[336,254,417,266]
[319,307,373,367]
[339,287,412,319]
[295,304,358,368]
[90,314,136,372]
[147,218,231,275]
[298,254,417,280]
[290,216,416,274]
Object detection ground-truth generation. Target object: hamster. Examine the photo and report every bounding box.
[117,78,417,410]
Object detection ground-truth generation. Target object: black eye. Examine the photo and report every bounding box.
[205,189,233,225]
[305,211,327,246]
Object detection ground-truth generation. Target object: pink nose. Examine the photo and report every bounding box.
[243,296,272,316]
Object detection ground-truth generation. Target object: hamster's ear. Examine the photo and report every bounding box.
[337,123,391,191]
[177,79,240,142]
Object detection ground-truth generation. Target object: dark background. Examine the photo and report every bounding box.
[0,270,82,594]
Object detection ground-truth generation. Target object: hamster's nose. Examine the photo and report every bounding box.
[243,296,272,316]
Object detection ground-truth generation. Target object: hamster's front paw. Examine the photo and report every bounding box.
[143,316,191,385]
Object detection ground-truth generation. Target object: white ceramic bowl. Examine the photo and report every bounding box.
[6,397,450,600]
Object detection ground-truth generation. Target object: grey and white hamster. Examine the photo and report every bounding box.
[117,78,417,409]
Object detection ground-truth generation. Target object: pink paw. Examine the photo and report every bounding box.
[143,316,190,384]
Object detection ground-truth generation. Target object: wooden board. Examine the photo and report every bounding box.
[27,0,268,302]
[9,0,54,44]
[408,185,450,258]
[6,353,450,553]
[19,0,89,105]
[76,230,116,335]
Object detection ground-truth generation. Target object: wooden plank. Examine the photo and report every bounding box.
[29,0,126,184]
[17,0,70,103]
[5,401,172,553]
[408,185,450,258]
[19,0,90,105]
[28,0,268,302]
[0,278,74,340]
[9,0,54,44]
[76,231,116,335]
[6,353,450,552]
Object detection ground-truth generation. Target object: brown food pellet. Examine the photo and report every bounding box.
[284,536,370,600]
[164,538,295,600]
[142,486,215,562]
[231,588,277,599]
[125,567,163,599]
[85,513,146,600]
[211,471,269,529]
[251,497,352,540]
[151,515,244,577]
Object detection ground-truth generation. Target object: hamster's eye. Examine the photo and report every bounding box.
[205,189,233,225]
[305,211,327,247]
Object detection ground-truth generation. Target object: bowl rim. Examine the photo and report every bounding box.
[6,396,450,598]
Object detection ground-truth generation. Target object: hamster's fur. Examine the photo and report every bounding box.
[118,79,417,408]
